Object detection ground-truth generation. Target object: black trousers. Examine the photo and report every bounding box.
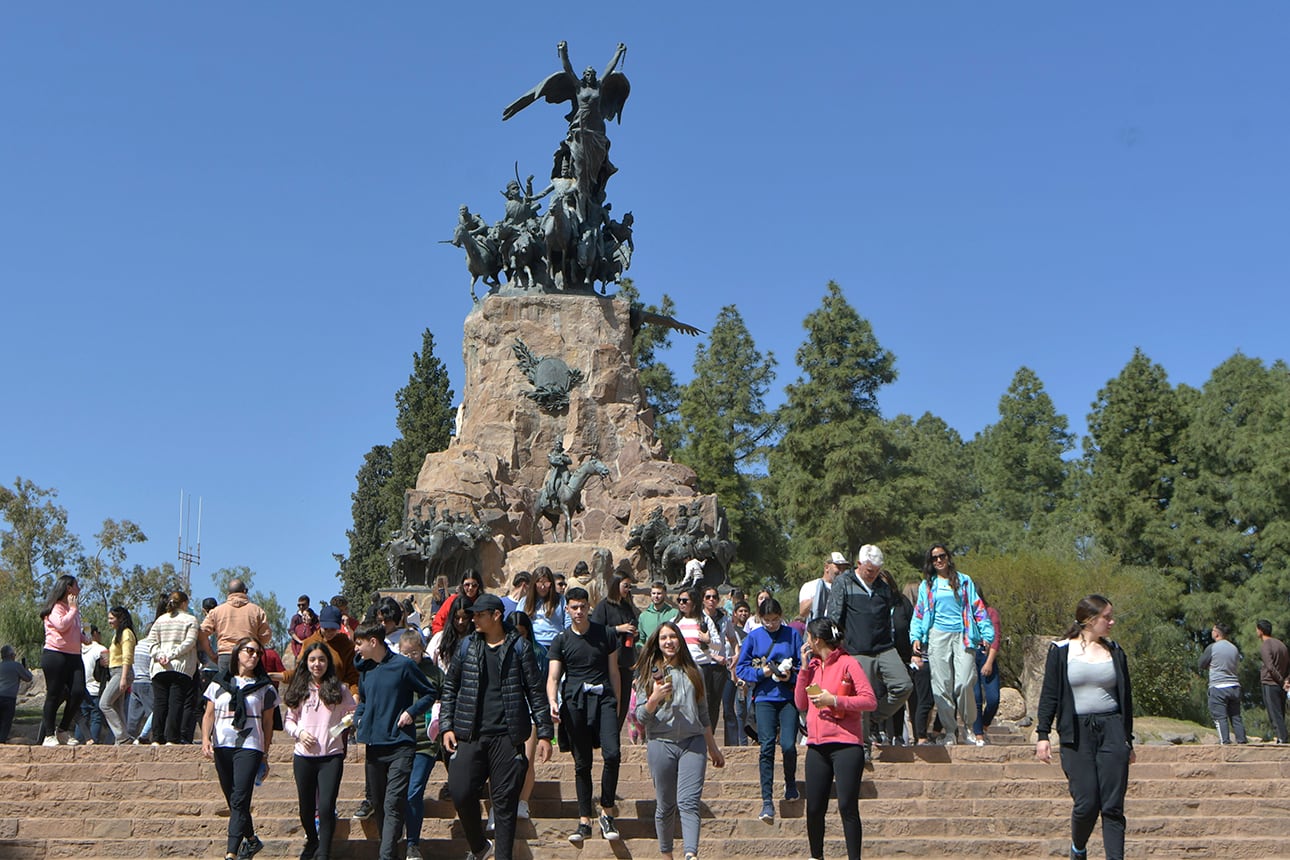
[911,659,934,740]
[151,670,193,744]
[213,746,262,854]
[1059,713,1130,860]
[1263,683,1289,743]
[0,696,16,743]
[702,663,727,734]
[449,733,529,860]
[294,754,344,858]
[565,694,622,818]
[805,742,865,860]
[365,743,415,860]
[39,648,84,737]
[615,665,635,731]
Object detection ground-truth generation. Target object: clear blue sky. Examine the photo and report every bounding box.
[3,5,1287,608]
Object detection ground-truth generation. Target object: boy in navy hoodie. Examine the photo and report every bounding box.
[353,622,437,860]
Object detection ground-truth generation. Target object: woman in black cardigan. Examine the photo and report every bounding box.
[1036,595,1134,860]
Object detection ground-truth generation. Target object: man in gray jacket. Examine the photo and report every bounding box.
[1199,622,1247,744]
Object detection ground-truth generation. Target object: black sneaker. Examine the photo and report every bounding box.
[599,812,620,840]
[568,822,593,845]
[237,834,264,860]
[299,841,319,860]
[352,800,374,820]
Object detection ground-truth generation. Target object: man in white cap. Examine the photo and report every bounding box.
[799,552,847,622]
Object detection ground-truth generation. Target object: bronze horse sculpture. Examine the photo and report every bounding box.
[537,456,610,542]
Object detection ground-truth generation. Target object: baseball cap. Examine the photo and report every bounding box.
[469,593,504,614]
[319,605,343,630]
[829,552,849,565]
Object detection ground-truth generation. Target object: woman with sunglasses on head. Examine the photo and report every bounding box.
[795,617,877,860]
[909,544,994,745]
[283,641,356,860]
[1037,595,1134,860]
[635,621,725,860]
[202,637,280,860]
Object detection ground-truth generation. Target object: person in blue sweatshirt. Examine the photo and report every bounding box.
[353,622,437,860]
[735,596,803,825]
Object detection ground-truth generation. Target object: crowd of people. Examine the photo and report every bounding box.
[23,543,1290,860]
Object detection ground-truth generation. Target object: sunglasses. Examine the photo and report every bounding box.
[240,647,263,656]
[676,598,690,604]
[931,553,949,562]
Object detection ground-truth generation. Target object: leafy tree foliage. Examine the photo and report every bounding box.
[1084,349,1183,568]
[383,329,455,527]
[617,279,683,452]
[0,478,83,600]
[673,305,781,584]
[77,518,148,620]
[339,329,454,602]
[961,367,1074,553]
[767,283,898,582]
[337,444,394,602]
[883,412,974,580]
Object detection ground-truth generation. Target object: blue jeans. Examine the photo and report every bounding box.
[404,751,436,844]
[754,698,798,803]
[973,649,1000,736]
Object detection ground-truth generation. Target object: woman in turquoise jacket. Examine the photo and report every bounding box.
[909,544,994,745]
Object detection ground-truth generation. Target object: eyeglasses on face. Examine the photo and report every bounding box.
[704,594,718,600]
[931,553,949,561]
[676,598,690,604]
[240,647,262,656]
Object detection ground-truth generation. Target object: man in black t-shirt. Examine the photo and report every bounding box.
[546,586,622,844]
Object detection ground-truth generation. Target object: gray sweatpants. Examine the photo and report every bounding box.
[647,734,708,856]
[928,627,976,740]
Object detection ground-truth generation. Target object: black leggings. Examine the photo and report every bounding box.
[214,746,263,854]
[805,742,865,860]
[294,754,344,854]
[151,670,194,744]
[40,649,84,737]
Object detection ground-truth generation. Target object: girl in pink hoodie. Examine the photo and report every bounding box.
[794,617,877,860]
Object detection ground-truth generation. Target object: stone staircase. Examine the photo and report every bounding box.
[3,728,1290,859]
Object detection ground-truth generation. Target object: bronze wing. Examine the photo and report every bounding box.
[600,72,630,124]
[502,70,577,122]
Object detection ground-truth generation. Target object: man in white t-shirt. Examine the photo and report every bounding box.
[799,552,847,621]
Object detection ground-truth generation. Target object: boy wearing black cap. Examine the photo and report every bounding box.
[441,592,553,860]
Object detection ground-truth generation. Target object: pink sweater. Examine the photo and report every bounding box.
[793,648,877,746]
[44,603,84,654]
[284,683,358,757]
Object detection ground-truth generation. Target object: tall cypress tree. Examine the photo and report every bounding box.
[616,280,683,452]
[962,367,1074,553]
[673,305,781,581]
[1083,348,1183,567]
[766,283,899,580]
[337,444,394,601]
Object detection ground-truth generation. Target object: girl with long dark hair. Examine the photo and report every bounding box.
[634,621,725,860]
[429,569,485,635]
[38,574,91,746]
[1036,595,1134,860]
[284,641,357,860]
[101,606,136,744]
[528,566,570,655]
[795,617,877,860]
[592,572,640,730]
[202,637,279,860]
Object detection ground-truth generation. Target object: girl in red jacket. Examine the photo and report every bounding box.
[794,617,877,860]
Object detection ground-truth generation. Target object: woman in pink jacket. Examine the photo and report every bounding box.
[39,575,91,746]
[794,617,877,860]
[283,642,357,860]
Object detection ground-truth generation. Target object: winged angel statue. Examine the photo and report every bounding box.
[503,41,630,223]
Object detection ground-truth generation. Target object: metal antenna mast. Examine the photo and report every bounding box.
[178,489,202,594]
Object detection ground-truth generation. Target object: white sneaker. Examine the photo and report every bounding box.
[517,800,530,819]
[466,839,494,860]
[42,736,59,747]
